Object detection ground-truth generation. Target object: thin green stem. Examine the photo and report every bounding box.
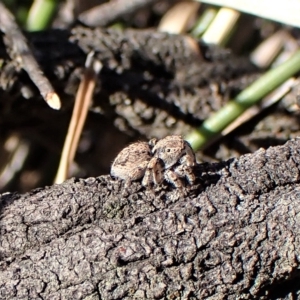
[191,8,217,38]
[186,49,300,150]
[26,0,57,31]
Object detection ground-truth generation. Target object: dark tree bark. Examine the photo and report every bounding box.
[1,138,300,299]
[0,26,259,157]
[0,26,258,97]
[0,26,263,187]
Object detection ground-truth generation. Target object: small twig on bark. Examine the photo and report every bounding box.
[0,1,61,110]
[78,0,162,27]
[54,53,102,184]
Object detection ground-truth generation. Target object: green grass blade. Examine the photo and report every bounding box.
[186,49,300,150]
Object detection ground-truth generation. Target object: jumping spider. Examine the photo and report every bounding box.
[142,135,196,188]
[111,135,196,189]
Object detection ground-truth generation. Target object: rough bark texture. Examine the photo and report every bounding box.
[1,138,300,299]
[0,26,258,140]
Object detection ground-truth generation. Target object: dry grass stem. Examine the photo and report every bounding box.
[54,53,102,184]
[158,1,200,34]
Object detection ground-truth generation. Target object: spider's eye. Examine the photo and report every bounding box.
[167,149,171,152]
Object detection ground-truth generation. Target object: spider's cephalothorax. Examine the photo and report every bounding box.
[142,135,196,188]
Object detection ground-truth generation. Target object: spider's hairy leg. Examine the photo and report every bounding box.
[164,169,183,188]
[142,157,164,187]
[174,164,195,185]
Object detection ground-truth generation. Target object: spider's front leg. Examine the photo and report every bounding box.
[164,169,183,188]
[142,157,164,187]
[174,164,195,185]
[180,141,196,167]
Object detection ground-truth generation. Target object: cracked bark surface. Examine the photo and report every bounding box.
[1,138,300,299]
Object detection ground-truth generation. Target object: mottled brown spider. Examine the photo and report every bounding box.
[111,135,196,189]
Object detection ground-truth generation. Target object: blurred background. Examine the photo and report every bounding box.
[1,0,300,193]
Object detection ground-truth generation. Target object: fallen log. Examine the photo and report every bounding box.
[0,138,300,299]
